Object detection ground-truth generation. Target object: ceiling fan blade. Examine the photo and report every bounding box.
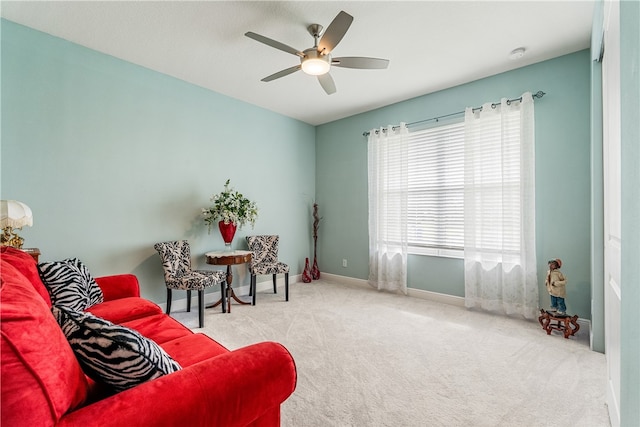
[318,11,353,54]
[261,65,301,82]
[245,32,304,57]
[332,57,390,69]
[317,73,336,95]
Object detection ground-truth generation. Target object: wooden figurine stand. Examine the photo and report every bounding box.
[538,309,580,339]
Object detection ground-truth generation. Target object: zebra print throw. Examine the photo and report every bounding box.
[38,258,104,311]
[52,305,181,392]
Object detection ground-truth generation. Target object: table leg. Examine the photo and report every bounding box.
[207,285,226,312]
[225,264,250,309]
[205,264,250,313]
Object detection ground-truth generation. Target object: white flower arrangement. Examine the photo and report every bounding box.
[202,179,258,232]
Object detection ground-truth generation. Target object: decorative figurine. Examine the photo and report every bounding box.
[545,258,567,315]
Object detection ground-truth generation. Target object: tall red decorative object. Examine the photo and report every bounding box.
[302,258,312,283]
[218,221,237,245]
[312,203,322,280]
[311,256,320,280]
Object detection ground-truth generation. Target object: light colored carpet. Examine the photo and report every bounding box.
[171,278,610,427]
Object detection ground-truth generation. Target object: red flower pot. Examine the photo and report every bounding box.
[218,221,237,245]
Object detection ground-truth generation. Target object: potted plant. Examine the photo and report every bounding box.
[202,179,258,247]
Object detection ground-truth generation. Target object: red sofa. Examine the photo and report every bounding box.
[1,246,297,427]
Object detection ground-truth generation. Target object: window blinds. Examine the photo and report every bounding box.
[407,121,465,250]
[464,109,522,256]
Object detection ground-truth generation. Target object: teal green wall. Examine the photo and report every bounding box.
[1,20,316,304]
[316,50,593,317]
[619,1,640,425]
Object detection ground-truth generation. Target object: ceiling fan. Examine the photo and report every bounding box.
[245,10,389,95]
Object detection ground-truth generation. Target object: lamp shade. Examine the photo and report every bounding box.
[0,200,33,229]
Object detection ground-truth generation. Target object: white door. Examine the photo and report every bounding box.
[602,1,621,426]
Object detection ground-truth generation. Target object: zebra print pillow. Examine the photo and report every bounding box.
[51,305,181,392]
[39,258,104,311]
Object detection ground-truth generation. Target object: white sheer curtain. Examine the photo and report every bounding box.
[463,93,538,319]
[367,123,409,294]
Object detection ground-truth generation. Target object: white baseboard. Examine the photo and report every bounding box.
[158,274,301,312]
[407,287,466,307]
[320,272,466,307]
[320,272,369,288]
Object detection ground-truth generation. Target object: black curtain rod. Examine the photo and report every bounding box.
[362,91,546,137]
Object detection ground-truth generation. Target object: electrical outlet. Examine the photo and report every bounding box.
[342,259,347,267]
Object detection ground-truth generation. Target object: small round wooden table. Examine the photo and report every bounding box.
[205,250,252,313]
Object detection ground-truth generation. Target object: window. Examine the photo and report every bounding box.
[407,121,464,257]
[464,105,528,265]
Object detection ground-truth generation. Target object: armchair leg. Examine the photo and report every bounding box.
[285,273,289,302]
[166,289,172,314]
[220,281,227,313]
[186,290,192,312]
[198,290,204,328]
[252,275,257,306]
[273,274,277,294]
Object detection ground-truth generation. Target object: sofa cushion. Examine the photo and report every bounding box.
[1,260,88,427]
[95,274,141,300]
[160,333,228,367]
[0,245,51,306]
[86,297,163,324]
[52,306,182,392]
[121,313,194,345]
[39,258,104,311]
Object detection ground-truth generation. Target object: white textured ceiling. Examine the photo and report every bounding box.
[1,1,594,126]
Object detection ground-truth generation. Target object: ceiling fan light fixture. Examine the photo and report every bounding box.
[301,49,331,75]
[302,58,330,75]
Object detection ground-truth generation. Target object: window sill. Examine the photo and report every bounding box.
[408,246,463,259]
